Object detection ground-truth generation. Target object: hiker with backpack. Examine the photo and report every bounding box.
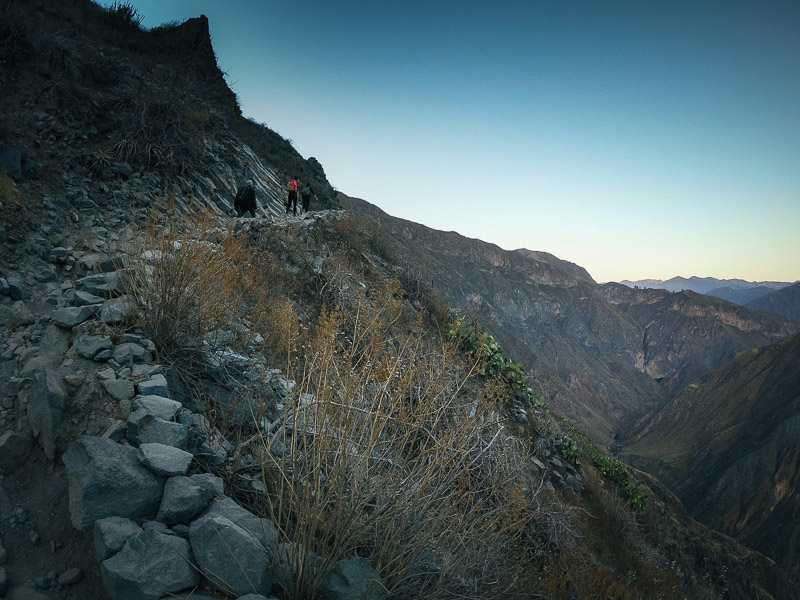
[300,183,315,213]
[285,176,299,216]
[234,179,256,218]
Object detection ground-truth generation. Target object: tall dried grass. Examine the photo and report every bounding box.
[123,210,567,598]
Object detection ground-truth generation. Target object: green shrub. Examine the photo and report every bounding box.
[448,316,530,395]
[562,422,648,514]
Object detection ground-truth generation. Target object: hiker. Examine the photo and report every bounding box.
[300,183,315,213]
[234,179,256,218]
[285,176,299,216]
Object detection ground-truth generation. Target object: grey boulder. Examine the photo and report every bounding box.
[137,443,193,477]
[51,305,96,329]
[156,476,210,525]
[94,516,143,560]
[190,514,278,598]
[127,410,189,450]
[133,395,181,421]
[74,335,113,359]
[113,343,153,365]
[63,436,164,531]
[319,557,386,600]
[101,529,199,600]
[137,374,169,398]
[103,378,135,401]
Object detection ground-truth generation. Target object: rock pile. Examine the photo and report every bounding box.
[1,253,385,600]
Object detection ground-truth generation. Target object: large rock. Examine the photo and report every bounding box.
[133,395,181,421]
[10,301,35,326]
[203,496,277,548]
[103,378,135,401]
[127,410,189,450]
[0,430,34,471]
[73,290,106,306]
[137,443,193,477]
[51,305,96,329]
[190,514,278,598]
[62,436,164,531]
[75,335,113,359]
[94,516,143,560]
[101,529,199,600]
[319,557,386,600]
[137,374,169,398]
[5,274,29,300]
[156,476,210,525]
[23,368,67,460]
[189,473,225,498]
[75,272,125,298]
[101,296,132,325]
[113,343,153,365]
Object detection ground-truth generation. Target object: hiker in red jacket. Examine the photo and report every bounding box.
[286,176,299,216]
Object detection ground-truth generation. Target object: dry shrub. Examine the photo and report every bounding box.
[253,291,541,600]
[123,209,575,598]
[123,209,264,366]
[0,174,20,211]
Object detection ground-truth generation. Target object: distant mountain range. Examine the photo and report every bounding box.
[620,275,794,295]
[621,276,799,321]
[746,281,800,321]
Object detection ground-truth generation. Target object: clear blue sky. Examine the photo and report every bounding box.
[108,0,799,283]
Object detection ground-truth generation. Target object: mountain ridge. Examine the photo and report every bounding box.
[621,275,795,294]
[340,194,799,442]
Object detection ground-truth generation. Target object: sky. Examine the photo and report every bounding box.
[105,1,799,283]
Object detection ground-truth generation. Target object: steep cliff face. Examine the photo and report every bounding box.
[341,194,800,448]
[622,334,800,580]
[600,283,797,395]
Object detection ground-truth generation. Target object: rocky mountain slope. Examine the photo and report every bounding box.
[745,281,800,321]
[622,333,800,583]
[0,1,798,599]
[339,194,799,444]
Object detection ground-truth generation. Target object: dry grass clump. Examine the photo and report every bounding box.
[122,209,579,599]
[0,174,21,212]
[258,298,537,599]
[122,208,270,366]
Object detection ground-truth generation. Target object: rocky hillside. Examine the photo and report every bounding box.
[0,1,798,599]
[339,194,799,445]
[746,281,800,321]
[622,333,800,583]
